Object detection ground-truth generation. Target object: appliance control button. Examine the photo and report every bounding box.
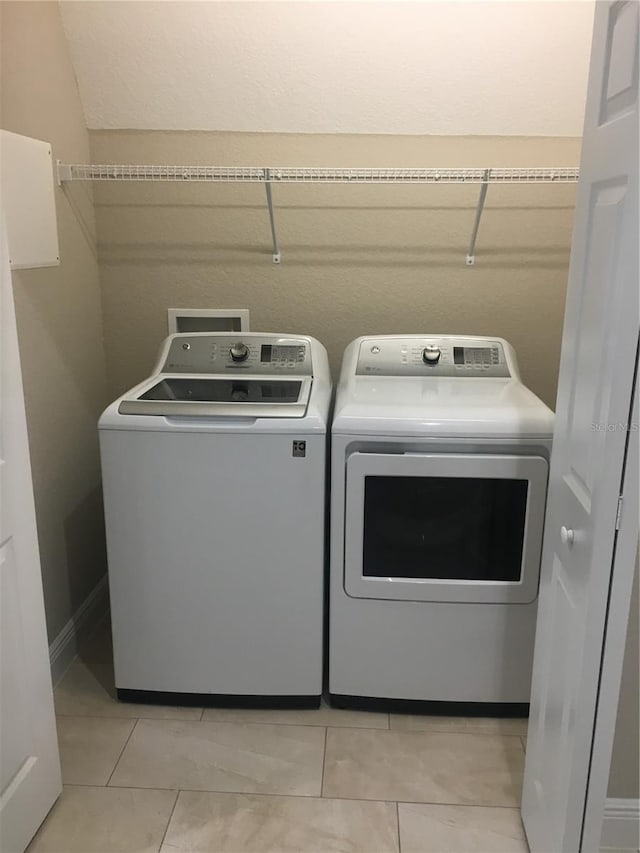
[422,345,441,364]
[229,342,249,362]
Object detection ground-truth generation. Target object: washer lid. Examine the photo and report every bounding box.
[118,375,312,418]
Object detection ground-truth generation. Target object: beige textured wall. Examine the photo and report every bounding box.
[1,2,110,642]
[90,131,580,408]
[608,551,639,800]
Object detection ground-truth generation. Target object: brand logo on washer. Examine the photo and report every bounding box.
[292,441,306,458]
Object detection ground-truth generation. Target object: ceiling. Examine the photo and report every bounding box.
[60,1,595,136]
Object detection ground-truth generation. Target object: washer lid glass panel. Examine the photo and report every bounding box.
[141,378,302,403]
[118,377,311,418]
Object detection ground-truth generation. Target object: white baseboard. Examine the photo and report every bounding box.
[49,575,109,685]
[600,798,640,852]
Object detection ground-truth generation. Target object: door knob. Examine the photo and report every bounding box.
[560,525,575,547]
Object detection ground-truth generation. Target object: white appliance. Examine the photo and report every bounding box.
[329,335,554,713]
[99,332,331,707]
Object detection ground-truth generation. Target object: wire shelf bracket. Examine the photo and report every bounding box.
[264,168,281,264]
[56,161,580,265]
[467,169,491,266]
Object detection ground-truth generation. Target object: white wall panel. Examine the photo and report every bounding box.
[0,131,59,269]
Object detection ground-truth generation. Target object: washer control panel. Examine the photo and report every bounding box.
[356,338,511,377]
[160,335,312,375]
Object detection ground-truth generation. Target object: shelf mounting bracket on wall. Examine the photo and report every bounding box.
[466,169,491,266]
[263,168,281,264]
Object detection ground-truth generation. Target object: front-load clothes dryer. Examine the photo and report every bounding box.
[329,335,554,714]
[99,332,331,707]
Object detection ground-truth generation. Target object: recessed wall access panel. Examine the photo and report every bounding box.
[167,308,250,334]
[0,131,60,269]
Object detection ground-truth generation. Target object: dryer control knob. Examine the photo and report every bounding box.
[422,345,441,364]
[229,342,249,362]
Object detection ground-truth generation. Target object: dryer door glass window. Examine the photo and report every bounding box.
[362,476,528,582]
[343,452,548,604]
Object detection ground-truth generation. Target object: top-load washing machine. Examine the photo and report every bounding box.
[329,335,554,713]
[99,332,331,707]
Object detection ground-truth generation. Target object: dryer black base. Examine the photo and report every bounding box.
[329,693,529,718]
[117,688,321,710]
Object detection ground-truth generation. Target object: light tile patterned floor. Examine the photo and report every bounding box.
[30,619,530,852]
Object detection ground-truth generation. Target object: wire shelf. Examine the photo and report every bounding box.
[58,163,580,185]
[56,161,580,265]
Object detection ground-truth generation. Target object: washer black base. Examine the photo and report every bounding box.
[329,694,529,718]
[117,689,321,710]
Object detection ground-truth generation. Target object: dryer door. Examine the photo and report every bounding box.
[344,452,548,604]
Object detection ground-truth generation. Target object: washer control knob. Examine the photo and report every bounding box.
[422,345,441,365]
[229,342,249,362]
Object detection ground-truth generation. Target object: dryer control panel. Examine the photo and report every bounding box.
[356,337,511,377]
[158,334,313,375]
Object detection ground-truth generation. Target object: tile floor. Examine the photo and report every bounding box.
[29,619,531,852]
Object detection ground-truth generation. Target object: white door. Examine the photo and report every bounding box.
[0,218,61,850]
[521,3,639,852]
